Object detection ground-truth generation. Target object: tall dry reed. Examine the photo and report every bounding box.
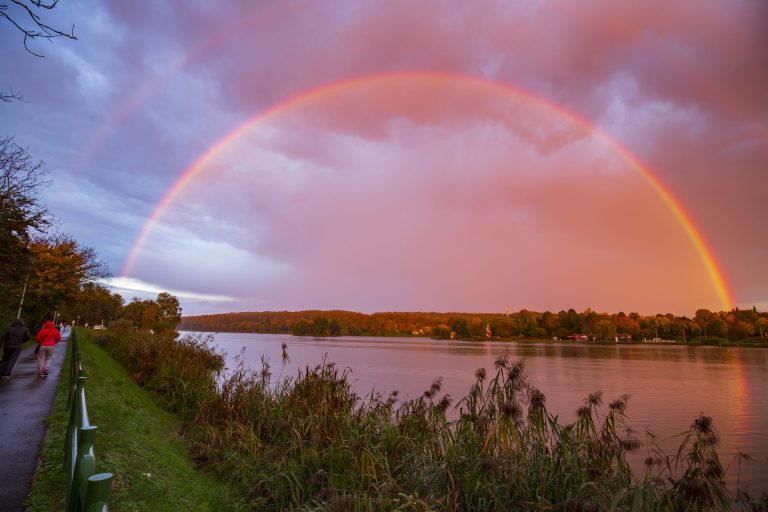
[98,329,761,511]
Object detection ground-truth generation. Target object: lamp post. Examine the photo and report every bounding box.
[16,246,35,320]
[16,268,30,319]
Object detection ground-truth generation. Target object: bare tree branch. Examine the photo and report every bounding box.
[1,0,76,57]
[0,88,25,102]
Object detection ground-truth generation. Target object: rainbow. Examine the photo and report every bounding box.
[121,72,735,310]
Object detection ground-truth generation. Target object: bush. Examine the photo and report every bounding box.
[98,327,222,419]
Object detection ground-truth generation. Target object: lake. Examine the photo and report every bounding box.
[189,332,768,496]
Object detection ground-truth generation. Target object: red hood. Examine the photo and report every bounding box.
[44,321,55,329]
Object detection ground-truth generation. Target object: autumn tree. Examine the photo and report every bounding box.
[311,317,331,337]
[539,311,559,336]
[615,312,641,339]
[755,317,768,338]
[595,319,616,341]
[694,309,714,337]
[490,317,517,338]
[120,293,182,334]
[22,235,108,327]
[121,298,155,330]
[0,137,52,324]
[62,282,123,327]
[154,292,181,334]
[455,319,469,338]
[467,317,485,337]
[292,319,312,336]
[516,309,540,337]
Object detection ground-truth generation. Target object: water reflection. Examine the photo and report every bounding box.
[189,332,768,495]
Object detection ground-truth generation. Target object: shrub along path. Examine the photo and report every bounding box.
[0,332,67,512]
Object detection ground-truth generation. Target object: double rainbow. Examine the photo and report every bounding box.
[121,72,734,310]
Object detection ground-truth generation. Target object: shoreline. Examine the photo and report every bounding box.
[177,329,768,348]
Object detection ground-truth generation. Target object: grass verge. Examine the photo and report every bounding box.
[26,329,244,511]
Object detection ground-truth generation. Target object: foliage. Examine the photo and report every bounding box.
[99,325,222,419]
[0,136,51,324]
[0,138,110,329]
[21,234,109,327]
[181,307,768,343]
[58,282,124,327]
[119,292,182,334]
[98,330,751,511]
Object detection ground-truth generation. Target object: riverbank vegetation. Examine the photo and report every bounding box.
[96,325,766,511]
[181,307,768,344]
[27,329,244,511]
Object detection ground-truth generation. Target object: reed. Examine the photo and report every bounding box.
[99,329,758,511]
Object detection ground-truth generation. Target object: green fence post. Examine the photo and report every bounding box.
[75,373,89,428]
[65,335,79,472]
[64,408,78,482]
[83,473,113,512]
[66,425,98,512]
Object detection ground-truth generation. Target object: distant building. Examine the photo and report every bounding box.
[567,334,588,341]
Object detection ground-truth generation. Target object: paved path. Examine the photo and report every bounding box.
[0,333,68,512]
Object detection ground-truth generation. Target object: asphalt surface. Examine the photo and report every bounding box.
[0,332,68,512]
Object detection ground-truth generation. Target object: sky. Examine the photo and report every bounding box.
[1,0,766,317]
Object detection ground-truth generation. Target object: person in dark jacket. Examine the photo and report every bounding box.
[1,319,32,378]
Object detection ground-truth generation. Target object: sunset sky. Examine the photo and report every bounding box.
[2,1,766,316]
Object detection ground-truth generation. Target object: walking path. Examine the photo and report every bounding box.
[0,331,68,512]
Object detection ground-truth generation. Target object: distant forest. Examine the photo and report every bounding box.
[180,307,768,342]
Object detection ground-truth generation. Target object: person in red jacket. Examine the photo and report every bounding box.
[35,321,61,377]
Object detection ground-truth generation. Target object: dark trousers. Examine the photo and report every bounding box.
[0,346,22,376]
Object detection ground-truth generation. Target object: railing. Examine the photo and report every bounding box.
[64,328,113,512]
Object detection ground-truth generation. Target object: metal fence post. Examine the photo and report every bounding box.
[66,426,97,512]
[61,328,113,511]
[83,473,113,512]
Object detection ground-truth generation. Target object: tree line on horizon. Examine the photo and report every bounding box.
[180,307,768,341]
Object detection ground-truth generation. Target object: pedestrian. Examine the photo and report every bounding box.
[35,320,61,378]
[0,319,32,378]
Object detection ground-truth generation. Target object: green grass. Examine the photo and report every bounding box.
[26,329,245,511]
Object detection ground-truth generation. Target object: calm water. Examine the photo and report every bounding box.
[191,332,768,495]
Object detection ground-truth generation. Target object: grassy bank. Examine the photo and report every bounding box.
[26,329,244,511]
[96,327,768,511]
